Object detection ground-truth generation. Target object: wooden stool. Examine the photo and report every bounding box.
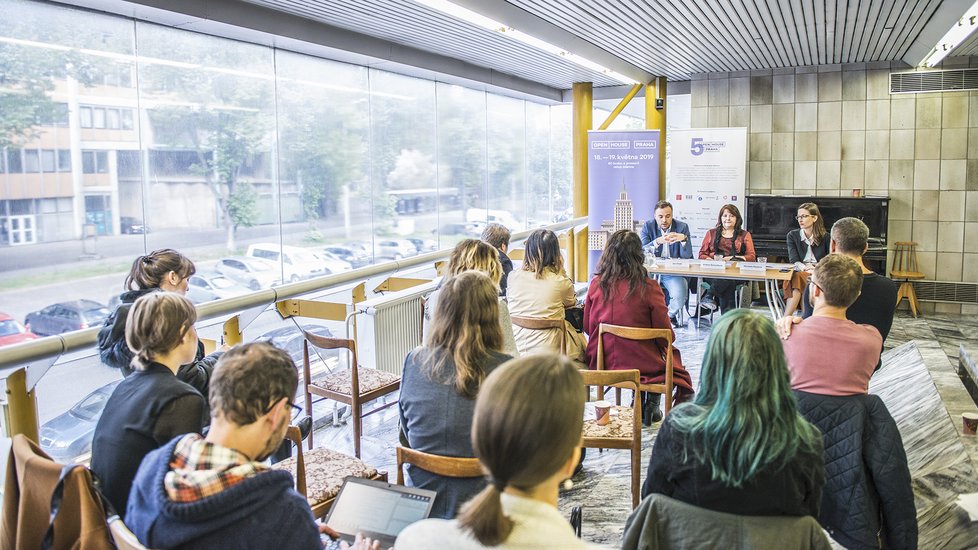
[891,241,925,317]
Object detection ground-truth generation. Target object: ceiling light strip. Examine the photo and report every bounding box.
[921,0,978,67]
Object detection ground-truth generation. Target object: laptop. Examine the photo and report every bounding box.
[323,477,437,547]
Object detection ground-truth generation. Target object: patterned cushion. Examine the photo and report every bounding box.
[582,406,635,439]
[271,447,378,505]
[312,367,399,395]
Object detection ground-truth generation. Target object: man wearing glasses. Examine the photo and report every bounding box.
[779,255,882,396]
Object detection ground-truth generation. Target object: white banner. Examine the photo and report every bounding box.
[667,128,748,249]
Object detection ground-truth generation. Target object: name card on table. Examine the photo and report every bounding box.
[739,262,767,274]
[699,260,726,270]
[663,259,690,270]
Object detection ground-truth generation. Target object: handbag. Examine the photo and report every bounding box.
[564,306,584,333]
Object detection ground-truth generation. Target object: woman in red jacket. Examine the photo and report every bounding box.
[698,204,756,313]
[584,230,694,425]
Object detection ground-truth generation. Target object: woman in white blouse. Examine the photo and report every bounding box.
[396,354,599,549]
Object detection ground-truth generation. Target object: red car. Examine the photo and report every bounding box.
[0,312,39,347]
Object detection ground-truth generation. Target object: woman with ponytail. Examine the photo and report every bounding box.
[98,249,222,395]
[397,354,599,549]
[91,292,208,515]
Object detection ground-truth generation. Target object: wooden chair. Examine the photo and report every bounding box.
[580,369,643,509]
[301,331,400,458]
[510,315,566,354]
[508,248,525,261]
[596,324,675,417]
[271,425,388,519]
[891,241,925,317]
[395,447,484,485]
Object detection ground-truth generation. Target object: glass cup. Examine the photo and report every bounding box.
[757,256,768,266]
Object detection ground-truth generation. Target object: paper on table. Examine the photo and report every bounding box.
[956,492,978,522]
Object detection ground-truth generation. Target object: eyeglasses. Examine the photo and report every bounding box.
[265,398,303,419]
[796,215,812,220]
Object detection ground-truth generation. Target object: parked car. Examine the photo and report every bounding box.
[439,222,480,236]
[246,243,327,283]
[322,245,370,269]
[186,271,250,303]
[407,238,438,253]
[216,256,281,290]
[24,300,111,337]
[376,239,418,260]
[0,312,39,347]
[120,217,149,234]
[39,379,121,464]
[316,250,354,273]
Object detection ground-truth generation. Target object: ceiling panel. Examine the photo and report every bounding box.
[241,0,622,88]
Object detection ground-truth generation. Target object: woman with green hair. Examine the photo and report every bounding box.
[641,309,825,516]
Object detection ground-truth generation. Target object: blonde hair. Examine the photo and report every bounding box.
[426,271,503,398]
[447,239,502,286]
[125,292,197,371]
[457,354,583,545]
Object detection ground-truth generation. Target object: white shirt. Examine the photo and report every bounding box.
[395,493,604,549]
[800,231,816,264]
[657,224,674,258]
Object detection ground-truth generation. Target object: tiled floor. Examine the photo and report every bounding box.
[307,308,978,549]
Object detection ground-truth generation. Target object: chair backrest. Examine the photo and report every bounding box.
[108,516,153,550]
[510,315,567,354]
[284,426,307,497]
[890,241,921,276]
[596,324,673,371]
[508,248,525,261]
[302,329,359,387]
[580,368,641,399]
[395,447,483,485]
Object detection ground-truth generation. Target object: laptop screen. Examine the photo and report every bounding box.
[325,477,436,542]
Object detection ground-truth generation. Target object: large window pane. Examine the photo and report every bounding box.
[486,95,526,230]
[436,83,486,248]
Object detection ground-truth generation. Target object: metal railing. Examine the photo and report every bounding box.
[0,217,587,441]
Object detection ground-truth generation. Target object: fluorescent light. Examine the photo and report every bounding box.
[414,0,638,84]
[921,0,978,67]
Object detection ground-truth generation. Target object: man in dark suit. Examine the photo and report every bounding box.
[640,200,694,327]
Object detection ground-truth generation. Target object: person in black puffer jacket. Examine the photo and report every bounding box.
[97,249,222,396]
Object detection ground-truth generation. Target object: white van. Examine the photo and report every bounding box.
[245,243,327,283]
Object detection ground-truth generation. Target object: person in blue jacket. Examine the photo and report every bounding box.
[640,200,694,327]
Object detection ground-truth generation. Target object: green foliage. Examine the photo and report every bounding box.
[227,181,258,229]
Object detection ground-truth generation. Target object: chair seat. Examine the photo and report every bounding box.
[311,367,399,396]
[891,270,924,280]
[271,447,378,505]
[582,406,634,439]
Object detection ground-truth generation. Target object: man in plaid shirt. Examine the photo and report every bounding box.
[125,342,379,549]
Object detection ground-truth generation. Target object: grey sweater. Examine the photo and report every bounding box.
[398,346,512,518]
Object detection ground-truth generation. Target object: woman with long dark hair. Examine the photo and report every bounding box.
[583,230,694,424]
[97,249,222,395]
[397,354,599,548]
[642,309,824,517]
[782,202,829,318]
[506,229,585,360]
[401,271,513,518]
[698,204,756,313]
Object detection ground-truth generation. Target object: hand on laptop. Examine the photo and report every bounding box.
[320,525,387,550]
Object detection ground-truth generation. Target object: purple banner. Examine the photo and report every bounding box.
[586,130,660,277]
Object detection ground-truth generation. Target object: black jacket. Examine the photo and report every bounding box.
[786,229,830,265]
[97,288,220,396]
[497,249,513,297]
[793,391,917,550]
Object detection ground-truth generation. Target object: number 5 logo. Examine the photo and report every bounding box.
[690,138,704,156]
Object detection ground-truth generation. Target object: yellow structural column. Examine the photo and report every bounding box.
[646,76,667,199]
[572,82,592,282]
[5,368,39,441]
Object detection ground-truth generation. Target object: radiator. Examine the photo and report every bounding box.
[355,281,439,375]
[912,281,978,304]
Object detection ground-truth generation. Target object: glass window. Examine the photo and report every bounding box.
[81,151,95,173]
[435,83,487,248]
[41,149,56,172]
[57,150,71,171]
[23,149,40,173]
[121,109,134,130]
[80,106,93,128]
[106,109,120,129]
[6,150,22,173]
[95,151,108,173]
[92,107,106,129]
[486,94,526,230]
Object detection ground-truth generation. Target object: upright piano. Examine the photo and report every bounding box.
[745,195,890,275]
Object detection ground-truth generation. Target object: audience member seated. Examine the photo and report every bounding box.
[424,239,517,357]
[91,292,208,515]
[397,354,599,549]
[783,202,830,318]
[98,249,223,395]
[401,271,513,519]
[639,200,694,326]
[697,204,756,313]
[481,223,513,296]
[792,391,917,549]
[780,255,882,395]
[506,229,585,360]
[642,309,825,517]
[583,230,693,425]
[785,217,897,369]
[126,342,355,549]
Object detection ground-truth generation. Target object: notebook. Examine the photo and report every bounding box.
[323,477,437,546]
